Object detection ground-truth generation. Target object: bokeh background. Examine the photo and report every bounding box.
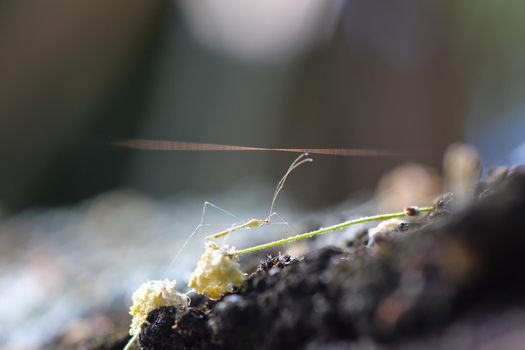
[0,0,524,348]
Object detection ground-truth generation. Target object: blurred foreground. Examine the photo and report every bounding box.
[0,183,307,348]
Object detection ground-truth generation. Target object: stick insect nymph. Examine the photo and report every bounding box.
[161,153,312,271]
[204,152,313,240]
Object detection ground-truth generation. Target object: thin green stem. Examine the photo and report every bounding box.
[123,333,138,350]
[236,206,433,256]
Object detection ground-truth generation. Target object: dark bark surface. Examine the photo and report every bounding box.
[137,167,525,349]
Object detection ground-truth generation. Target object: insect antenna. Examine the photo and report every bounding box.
[267,153,313,220]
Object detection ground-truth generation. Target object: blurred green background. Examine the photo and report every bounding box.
[1,0,523,213]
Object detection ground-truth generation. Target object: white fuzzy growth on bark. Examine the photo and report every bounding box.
[129,279,189,335]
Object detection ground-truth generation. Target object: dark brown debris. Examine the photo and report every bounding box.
[138,169,525,350]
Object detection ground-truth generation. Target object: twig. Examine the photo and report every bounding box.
[236,207,433,256]
[123,333,138,350]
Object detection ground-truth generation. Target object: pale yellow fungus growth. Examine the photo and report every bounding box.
[188,242,245,300]
[129,279,189,336]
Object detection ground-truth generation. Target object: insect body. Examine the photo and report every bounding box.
[205,218,269,240]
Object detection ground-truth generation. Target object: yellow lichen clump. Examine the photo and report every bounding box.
[188,242,245,300]
[129,279,189,335]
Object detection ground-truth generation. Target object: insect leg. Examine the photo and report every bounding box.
[267,211,305,240]
[268,211,289,225]
[163,201,243,277]
[203,201,243,223]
